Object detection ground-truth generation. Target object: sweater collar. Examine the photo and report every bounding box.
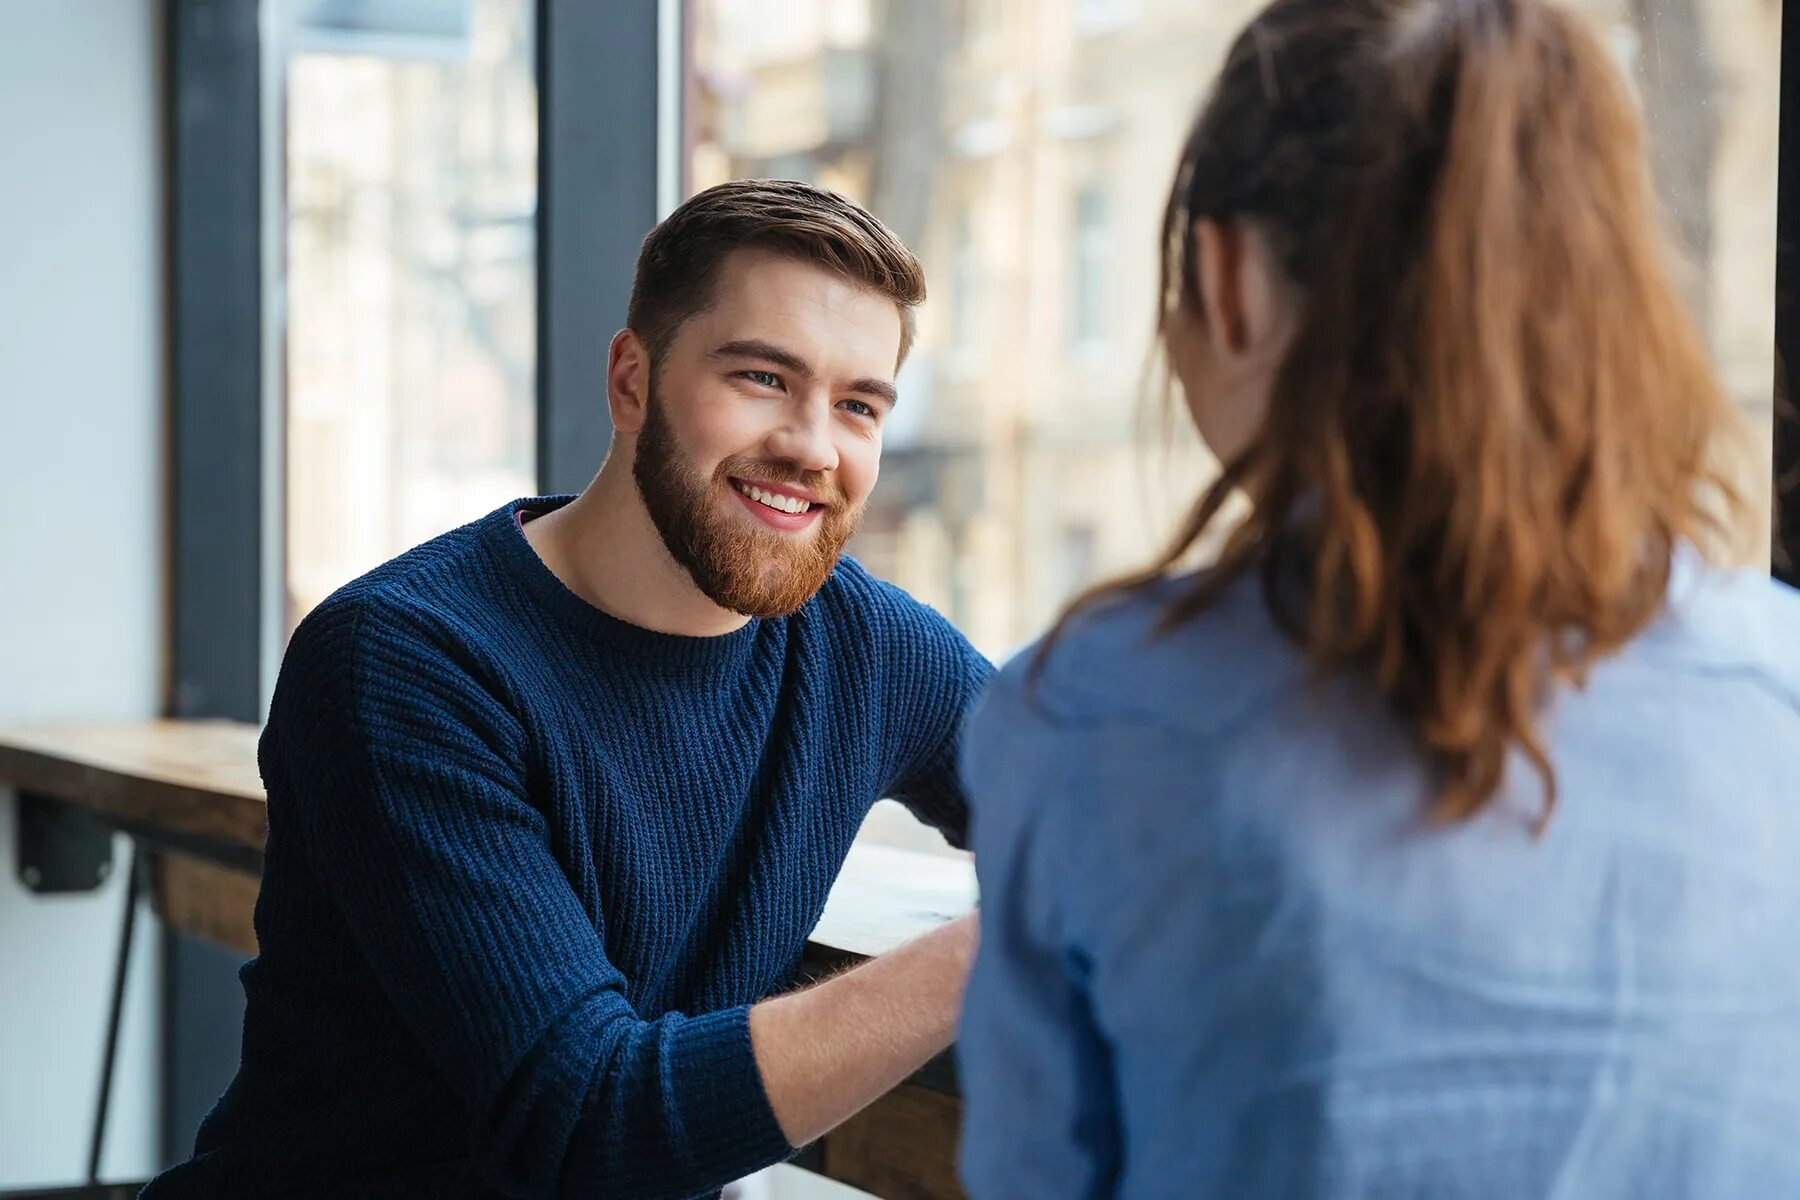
[488,495,766,676]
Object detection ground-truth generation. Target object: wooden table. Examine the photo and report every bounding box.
[0,721,977,1199]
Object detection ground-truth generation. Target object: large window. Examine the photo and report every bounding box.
[282,0,537,631]
[690,0,1782,661]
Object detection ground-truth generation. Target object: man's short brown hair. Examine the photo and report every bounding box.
[626,179,926,367]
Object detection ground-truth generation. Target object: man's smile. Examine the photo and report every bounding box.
[728,476,826,532]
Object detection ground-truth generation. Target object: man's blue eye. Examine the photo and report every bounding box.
[740,371,781,388]
[841,400,876,419]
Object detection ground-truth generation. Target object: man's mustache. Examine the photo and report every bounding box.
[715,456,848,510]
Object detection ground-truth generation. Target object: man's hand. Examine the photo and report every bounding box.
[748,913,980,1147]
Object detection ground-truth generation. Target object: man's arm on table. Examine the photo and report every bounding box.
[740,577,991,1146]
[878,584,997,849]
[751,912,978,1147]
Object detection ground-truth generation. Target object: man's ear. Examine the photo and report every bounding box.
[608,329,651,434]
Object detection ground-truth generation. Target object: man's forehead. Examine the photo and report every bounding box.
[693,248,904,373]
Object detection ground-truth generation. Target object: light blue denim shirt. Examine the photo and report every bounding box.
[958,554,1800,1199]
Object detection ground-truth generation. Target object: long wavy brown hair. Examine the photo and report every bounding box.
[1052,0,1753,824]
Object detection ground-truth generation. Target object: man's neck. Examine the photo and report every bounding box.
[523,461,753,638]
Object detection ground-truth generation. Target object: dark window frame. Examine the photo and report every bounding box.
[1773,0,1799,585]
[164,0,265,1165]
[536,0,662,494]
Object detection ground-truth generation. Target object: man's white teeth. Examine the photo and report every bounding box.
[738,482,812,515]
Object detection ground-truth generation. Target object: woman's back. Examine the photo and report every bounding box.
[959,559,1800,1198]
[956,0,1796,1193]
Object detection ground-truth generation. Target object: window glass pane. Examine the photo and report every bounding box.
[1618,0,1780,554]
[283,0,536,633]
[689,0,1780,661]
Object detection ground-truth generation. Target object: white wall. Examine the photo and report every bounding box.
[0,1,167,1187]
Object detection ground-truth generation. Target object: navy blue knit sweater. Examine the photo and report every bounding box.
[140,496,993,1200]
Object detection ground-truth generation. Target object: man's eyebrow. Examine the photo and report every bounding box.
[847,377,899,407]
[708,339,814,377]
[710,339,898,407]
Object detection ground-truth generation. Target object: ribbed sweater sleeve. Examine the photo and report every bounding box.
[268,595,793,1199]
[862,574,995,850]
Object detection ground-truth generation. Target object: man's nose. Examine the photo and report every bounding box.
[764,394,839,474]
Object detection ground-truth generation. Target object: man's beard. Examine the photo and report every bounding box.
[632,387,862,619]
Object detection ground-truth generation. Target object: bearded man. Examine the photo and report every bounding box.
[143,180,993,1200]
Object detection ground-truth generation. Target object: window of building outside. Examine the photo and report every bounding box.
[1071,182,1111,353]
[283,0,537,634]
[1073,0,1137,38]
[949,207,981,358]
[689,0,1782,852]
